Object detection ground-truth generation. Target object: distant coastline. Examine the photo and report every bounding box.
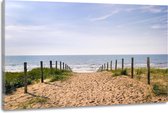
[5,55,168,72]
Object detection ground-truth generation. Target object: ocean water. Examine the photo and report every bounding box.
[4,55,168,72]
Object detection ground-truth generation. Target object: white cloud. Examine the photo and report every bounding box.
[5,23,167,55]
[5,2,167,55]
[89,9,120,21]
[150,25,162,29]
[90,13,112,21]
[89,5,166,22]
[116,15,166,28]
[140,6,163,13]
[5,1,26,11]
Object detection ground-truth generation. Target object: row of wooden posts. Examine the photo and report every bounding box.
[24,61,72,93]
[97,57,151,85]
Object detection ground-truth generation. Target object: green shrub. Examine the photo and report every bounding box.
[4,68,71,94]
[120,69,128,75]
[4,72,25,94]
[50,75,65,82]
[50,70,72,82]
[112,70,120,76]
[153,83,168,95]
[19,97,48,109]
[136,74,142,80]
[136,68,144,75]
[112,69,128,76]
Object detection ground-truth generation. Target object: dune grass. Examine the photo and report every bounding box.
[109,68,168,96]
[19,97,48,109]
[4,68,72,94]
[111,69,128,76]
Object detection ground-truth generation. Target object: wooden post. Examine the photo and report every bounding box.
[60,61,62,70]
[66,64,68,71]
[50,60,52,69]
[122,58,124,70]
[110,61,112,70]
[65,64,67,70]
[104,63,106,71]
[24,62,27,93]
[107,62,109,71]
[115,60,117,70]
[40,61,44,83]
[63,62,65,70]
[147,57,150,85]
[131,57,134,78]
[55,61,57,70]
[50,60,52,74]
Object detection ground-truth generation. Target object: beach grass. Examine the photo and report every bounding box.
[4,68,72,94]
[111,69,128,76]
[109,68,168,96]
[19,97,48,109]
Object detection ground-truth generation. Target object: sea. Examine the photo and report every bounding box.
[4,55,168,73]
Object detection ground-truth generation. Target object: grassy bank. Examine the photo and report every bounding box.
[110,68,168,96]
[4,68,72,94]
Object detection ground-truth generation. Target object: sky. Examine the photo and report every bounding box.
[5,0,168,55]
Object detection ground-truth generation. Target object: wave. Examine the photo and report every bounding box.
[5,62,168,73]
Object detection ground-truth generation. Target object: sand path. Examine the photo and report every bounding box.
[3,72,167,110]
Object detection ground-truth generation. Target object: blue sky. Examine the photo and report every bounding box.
[5,0,168,55]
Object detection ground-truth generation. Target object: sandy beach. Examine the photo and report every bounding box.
[3,72,167,110]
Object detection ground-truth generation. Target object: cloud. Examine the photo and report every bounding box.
[140,6,164,13]
[89,9,119,21]
[90,13,112,21]
[150,25,163,29]
[5,2,167,55]
[5,22,167,55]
[5,1,27,11]
[5,24,116,55]
[89,5,166,22]
[116,15,166,27]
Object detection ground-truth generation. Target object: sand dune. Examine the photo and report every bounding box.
[3,72,167,110]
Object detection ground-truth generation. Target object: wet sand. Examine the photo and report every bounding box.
[3,72,167,110]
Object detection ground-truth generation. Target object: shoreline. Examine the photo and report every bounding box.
[4,66,168,73]
[5,54,168,72]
